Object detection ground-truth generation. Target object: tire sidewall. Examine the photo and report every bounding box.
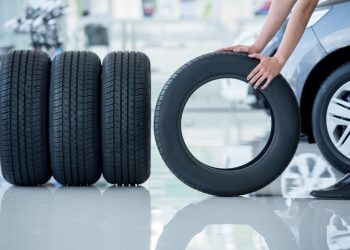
[155,53,300,196]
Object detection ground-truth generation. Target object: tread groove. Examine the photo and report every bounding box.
[16,50,23,184]
[0,50,51,185]
[23,51,29,183]
[101,51,151,185]
[50,51,101,186]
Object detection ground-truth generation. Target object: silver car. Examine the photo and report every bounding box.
[260,0,350,173]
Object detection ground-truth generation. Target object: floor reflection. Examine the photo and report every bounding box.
[0,182,349,249]
[308,201,350,250]
[156,197,298,250]
[155,197,350,250]
[0,187,151,250]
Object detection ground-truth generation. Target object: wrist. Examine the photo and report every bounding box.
[274,53,287,66]
[251,42,264,53]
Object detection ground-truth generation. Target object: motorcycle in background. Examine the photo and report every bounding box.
[4,0,68,59]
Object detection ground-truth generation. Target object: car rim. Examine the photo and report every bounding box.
[326,81,350,158]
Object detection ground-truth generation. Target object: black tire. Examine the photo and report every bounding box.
[101,51,151,185]
[50,51,101,185]
[154,52,300,196]
[312,63,350,173]
[0,50,51,185]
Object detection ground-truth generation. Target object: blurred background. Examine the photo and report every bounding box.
[0,0,270,84]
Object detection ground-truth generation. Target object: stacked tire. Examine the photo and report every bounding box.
[101,52,151,185]
[0,51,51,185]
[0,50,151,186]
[50,51,101,185]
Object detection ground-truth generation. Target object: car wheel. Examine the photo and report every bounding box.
[154,52,300,196]
[101,52,151,185]
[0,50,51,185]
[50,51,101,185]
[313,63,350,173]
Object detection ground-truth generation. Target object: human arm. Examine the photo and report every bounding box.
[218,0,297,54]
[248,0,319,90]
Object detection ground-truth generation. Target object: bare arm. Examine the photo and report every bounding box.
[218,0,319,90]
[219,0,297,53]
[248,0,318,89]
[253,0,297,52]
[273,0,319,64]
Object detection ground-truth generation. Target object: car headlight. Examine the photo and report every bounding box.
[307,8,331,28]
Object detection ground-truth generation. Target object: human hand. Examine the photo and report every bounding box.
[247,53,286,90]
[216,44,261,54]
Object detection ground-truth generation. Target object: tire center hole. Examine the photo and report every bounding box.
[181,78,272,169]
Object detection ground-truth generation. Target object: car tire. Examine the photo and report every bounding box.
[101,51,151,185]
[50,51,101,185]
[154,52,300,196]
[0,50,51,185]
[312,63,350,173]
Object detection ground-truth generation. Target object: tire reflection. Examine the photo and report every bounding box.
[0,186,151,250]
[1,186,349,250]
[0,187,53,250]
[156,197,298,250]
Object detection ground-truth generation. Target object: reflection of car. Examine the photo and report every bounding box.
[256,0,350,173]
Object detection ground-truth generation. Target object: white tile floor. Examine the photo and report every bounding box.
[0,141,349,250]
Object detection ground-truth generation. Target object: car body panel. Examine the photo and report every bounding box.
[281,28,327,103]
[262,0,350,105]
[313,2,350,54]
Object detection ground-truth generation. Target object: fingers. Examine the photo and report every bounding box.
[217,45,249,53]
[249,53,263,60]
[247,54,280,90]
[247,64,261,81]
[248,67,264,86]
[254,73,268,89]
[216,47,231,52]
[217,46,238,52]
[247,65,270,89]
[233,46,248,53]
[261,77,273,90]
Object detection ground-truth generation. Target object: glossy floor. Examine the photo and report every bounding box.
[0,141,349,250]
